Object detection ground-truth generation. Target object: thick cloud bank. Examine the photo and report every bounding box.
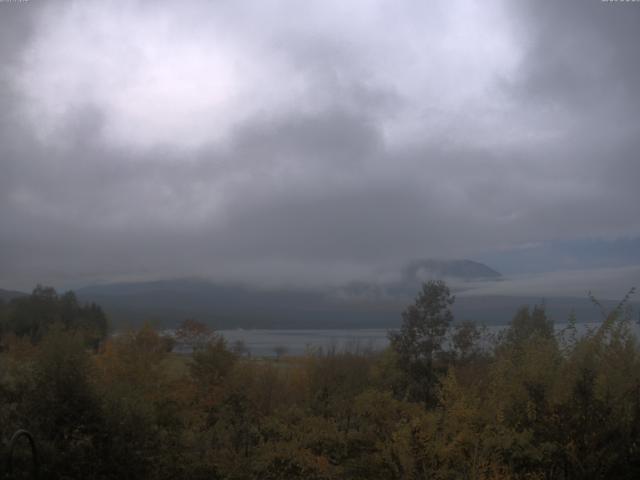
[1,0,639,291]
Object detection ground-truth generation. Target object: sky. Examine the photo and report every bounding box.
[1,0,639,296]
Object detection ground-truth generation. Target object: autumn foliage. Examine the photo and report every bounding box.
[1,283,639,479]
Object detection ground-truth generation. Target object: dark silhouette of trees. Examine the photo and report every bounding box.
[504,304,554,347]
[388,280,455,405]
[0,285,107,348]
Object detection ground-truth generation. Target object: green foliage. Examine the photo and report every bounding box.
[1,282,639,479]
[190,336,237,388]
[390,280,455,363]
[451,320,485,363]
[386,281,487,408]
[503,304,554,347]
[388,280,456,406]
[29,327,104,478]
[0,285,108,347]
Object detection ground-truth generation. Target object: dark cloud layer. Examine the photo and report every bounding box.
[1,0,639,291]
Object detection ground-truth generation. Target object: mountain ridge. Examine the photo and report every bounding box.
[0,288,28,302]
[71,259,634,329]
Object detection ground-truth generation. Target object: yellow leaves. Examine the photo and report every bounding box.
[525,400,537,423]
[252,441,335,480]
[93,324,178,422]
[6,305,640,479]
[98,323,168,375]
[0,332,38,360]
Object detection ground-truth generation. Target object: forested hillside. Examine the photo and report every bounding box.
[1,282,639,479]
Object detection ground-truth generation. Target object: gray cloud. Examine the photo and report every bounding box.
[1,0,639,292]
[459,265,640,301]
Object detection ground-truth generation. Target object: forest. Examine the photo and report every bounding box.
[1,281,639,479]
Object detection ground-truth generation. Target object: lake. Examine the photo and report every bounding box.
[212,320,640,357]
[216,328,390,356]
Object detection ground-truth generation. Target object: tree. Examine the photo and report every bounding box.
[273,345,288,361]
[232,339,250,357]
[190,336,237,388]
[451,320,483,363]
[175,318,215,352]
[2,286,108,347]
[6,285,59,342]
[388,280,455,406]
[28,326,104,478]
[504,304,553,347]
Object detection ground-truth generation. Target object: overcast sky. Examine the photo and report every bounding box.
[1,0,639,293]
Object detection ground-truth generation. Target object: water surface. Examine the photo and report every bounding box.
[214,320,639,357]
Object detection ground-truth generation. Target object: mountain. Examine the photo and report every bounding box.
[73,259,632,329]
[76,278,401,329]
[76,276,627,329]
[0,288,28,302]
[335,259,503,300]
[75,260,503,328]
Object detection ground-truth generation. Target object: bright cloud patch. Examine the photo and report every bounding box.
[15,0,520,151]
